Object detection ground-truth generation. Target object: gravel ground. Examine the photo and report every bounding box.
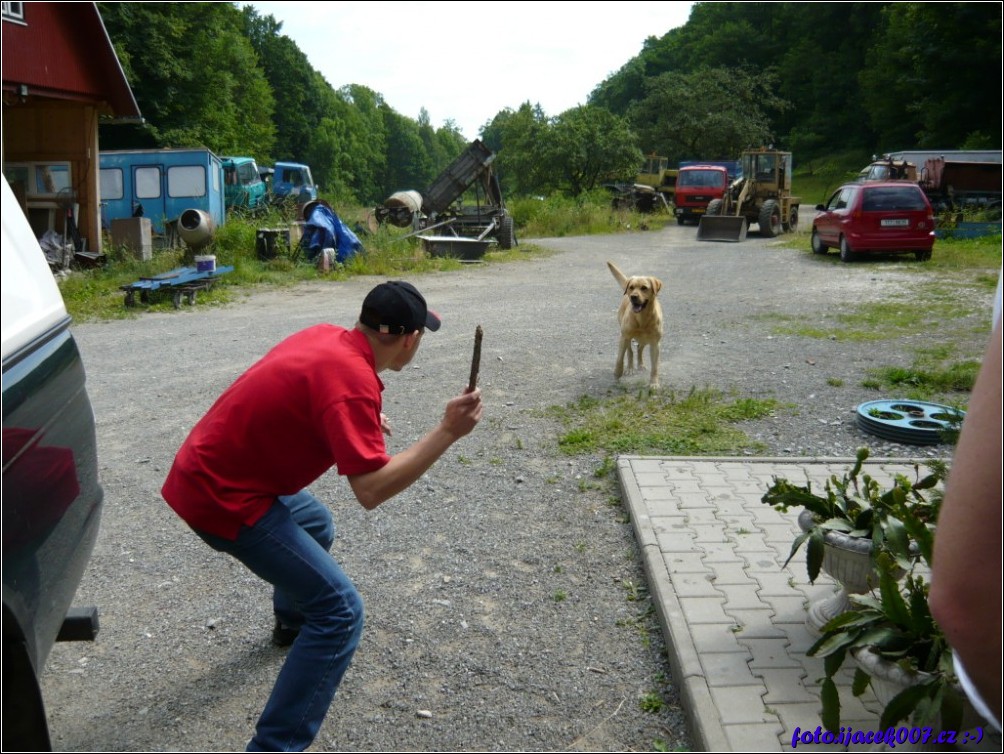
[40,223,992,752]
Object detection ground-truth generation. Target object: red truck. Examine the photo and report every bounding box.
[673,164,731,225]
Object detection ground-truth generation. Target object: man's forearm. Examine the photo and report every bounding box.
[348,423,461,509]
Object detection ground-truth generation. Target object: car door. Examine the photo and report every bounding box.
[815,186,856,245]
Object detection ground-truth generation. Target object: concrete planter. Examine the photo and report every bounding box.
[797,510,904,634]
[851,647,984,730]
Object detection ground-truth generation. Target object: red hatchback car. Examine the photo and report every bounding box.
[811,181,936,262]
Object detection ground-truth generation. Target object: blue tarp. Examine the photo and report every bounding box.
[302,204,363,263]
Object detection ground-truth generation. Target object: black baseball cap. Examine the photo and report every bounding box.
[360,281,441,334]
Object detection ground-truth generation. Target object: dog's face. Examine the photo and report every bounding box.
[623,276,662,314]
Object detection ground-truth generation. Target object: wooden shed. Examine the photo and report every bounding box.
[2,1,141,254]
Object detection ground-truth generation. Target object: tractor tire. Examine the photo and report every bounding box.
[810,229,828,254]
[705,199,723,216]
[839,236,855,263]
[496,215,516,250]
[783,205,799,232]
[758,200,781,238]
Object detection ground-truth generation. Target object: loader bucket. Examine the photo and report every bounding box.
[697,215,748,242]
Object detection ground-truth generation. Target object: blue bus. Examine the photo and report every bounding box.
[99,148,226,234]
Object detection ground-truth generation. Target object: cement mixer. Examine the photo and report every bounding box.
[374,140,516,249]
[176,208,215,250]
[378,190,424,228]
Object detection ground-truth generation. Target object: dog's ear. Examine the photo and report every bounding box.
[651,278,663,294]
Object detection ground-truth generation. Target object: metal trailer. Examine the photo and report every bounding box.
[119,264,234,308]
[375,140,516,252]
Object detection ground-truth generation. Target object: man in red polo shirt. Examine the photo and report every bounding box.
[162,281,482,751]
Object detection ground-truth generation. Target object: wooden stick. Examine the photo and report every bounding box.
[468,325,483,392]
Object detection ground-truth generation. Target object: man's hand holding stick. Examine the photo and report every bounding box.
[468,325,483,393]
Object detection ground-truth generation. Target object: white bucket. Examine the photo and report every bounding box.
[317,247,335,272]
[195,254,217,273]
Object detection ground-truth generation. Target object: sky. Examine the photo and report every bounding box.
[245,1,695,141]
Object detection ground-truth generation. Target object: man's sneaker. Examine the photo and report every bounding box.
[272,618,300,647]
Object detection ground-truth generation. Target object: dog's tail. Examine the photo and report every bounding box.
[607,260,628,290]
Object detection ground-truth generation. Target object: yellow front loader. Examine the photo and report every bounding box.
[697,148,800,242]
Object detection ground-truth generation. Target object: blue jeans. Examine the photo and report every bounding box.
[196,490,364,751]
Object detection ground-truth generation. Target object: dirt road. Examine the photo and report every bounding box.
[41,224,989,751]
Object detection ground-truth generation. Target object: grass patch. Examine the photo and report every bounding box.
[508,189,673,239]
[763,288,984,342]
[756,232,995,408]
[866,360,981,398]
[640,692,665,714]
[792,149,873,206]
[548,387,776,457]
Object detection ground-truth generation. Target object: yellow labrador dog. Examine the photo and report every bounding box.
[608,260,663,389]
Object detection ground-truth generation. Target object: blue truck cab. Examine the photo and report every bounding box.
[269,161,318,205]
[221,156,268,211]
[99,148,226,235]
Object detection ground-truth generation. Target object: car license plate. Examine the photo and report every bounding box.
[881,218,910,227]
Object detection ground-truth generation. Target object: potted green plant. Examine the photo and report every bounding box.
[761,447,945,632]
[805,550,980,732]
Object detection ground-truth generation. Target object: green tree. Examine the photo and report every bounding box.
[543,106,642,196]
[627,66,788,162]
[482,102,554,196]
[861,2,1003,149]
[307,85,388,205]
[379,109,433,199]
[241,6,329,163]
[589,2,1003,160]
[98,2,275,158]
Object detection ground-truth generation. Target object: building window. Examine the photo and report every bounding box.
[100,169,124,201]
[3,162,73,198]
[2,2,26,23]
[167,165,207,198]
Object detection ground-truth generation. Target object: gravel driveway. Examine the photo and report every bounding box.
[41,224,991,751]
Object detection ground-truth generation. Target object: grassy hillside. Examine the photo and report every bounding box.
[791,149,873,206]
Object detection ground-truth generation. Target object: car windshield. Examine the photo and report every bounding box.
[862,187,927,211]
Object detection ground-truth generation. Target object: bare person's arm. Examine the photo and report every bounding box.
[929,318,1002,724]
[347,389,482,509]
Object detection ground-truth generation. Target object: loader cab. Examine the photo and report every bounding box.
[742,150,792,191]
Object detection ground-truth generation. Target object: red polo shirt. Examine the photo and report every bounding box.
[162,325,390,539]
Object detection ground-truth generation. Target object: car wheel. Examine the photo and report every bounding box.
[759,200,781,238]
[2,639,52,750]
[676,216,686,226]
[839,236,854,263]
[915,249,932,262]
[811,228,827,254]
[705,199,723,216]
[787,206,799,232]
